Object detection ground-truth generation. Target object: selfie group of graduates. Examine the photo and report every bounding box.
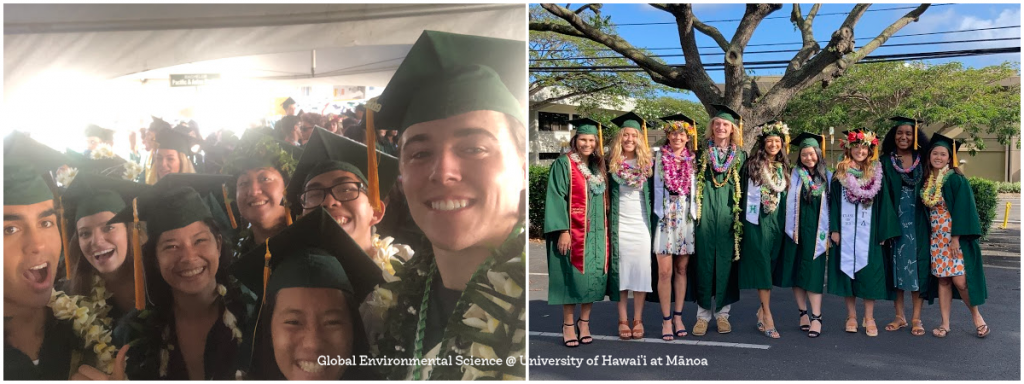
[4,31,527,381]
[545,106,991,346]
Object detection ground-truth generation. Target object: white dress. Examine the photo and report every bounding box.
[652,150,697,256]
[617,159,653,292]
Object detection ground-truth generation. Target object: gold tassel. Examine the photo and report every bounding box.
[285,206,293,226]
[873,142,879,161]
[132,198,145,310]
[221,184,237,229]
[364,108,382,214]
[692,123,698,152]
[59,197,71,279]
[736,117,744,147]
[597,123,604,156]
[914,120,919,151]
[821,133,826,155]
[952,139,959,166]
[262,238,271,305]
[642,121,648,147]
[784,133,790,156]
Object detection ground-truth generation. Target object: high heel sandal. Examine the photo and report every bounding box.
[631,319,645,340]
[756,308,765,332]
[798,309,810,332]
[618,320,631,340]
[807,313,823,338]
[673,311,688,337]
[577,318,593,344]
[661,315,674,341]
[562,322,579,348]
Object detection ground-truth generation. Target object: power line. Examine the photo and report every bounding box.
[610,4,952,27]
[531,37,1021,62]
[531,25,1021,52]
[528,46,1021,72]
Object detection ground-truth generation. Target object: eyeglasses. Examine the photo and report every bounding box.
[300,181,364,209]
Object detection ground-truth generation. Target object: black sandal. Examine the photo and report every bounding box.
[807,313,823,338]
[799,309,810,332]
[673,311,688,337]
[661,315,674,341]
[563,322,579,347]
[577,318,593,344]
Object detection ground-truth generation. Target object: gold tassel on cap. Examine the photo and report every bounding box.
[736,117,744,147]
[952,139,959,165]
[285,206,293,226]
[597,123,604,156]
[821,133,826,154]
[132,198,145,310]
[642,121,648,147]
[262,238,271,305]
[914,120,919,151]
[221,184,237,229]
[59,197,71,279]
[364,107,382,214]
[784,133,791,156]
[692,123,698,152]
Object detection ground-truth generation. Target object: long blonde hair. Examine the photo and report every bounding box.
[834,143,877,181]
[703,117,742,146]
[607,127,652,175]
[145,150,197,185]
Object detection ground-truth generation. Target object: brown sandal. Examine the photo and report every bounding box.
[631,319,645,339]
[977,324,990,338]
[932,327,950,338]
[911,319,925,336]
[885,316,907,331]
[845,316,858,333]
[618,321,631,340]
[863,318,878,337]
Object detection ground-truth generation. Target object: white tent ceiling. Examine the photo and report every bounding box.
[2,3,526,151]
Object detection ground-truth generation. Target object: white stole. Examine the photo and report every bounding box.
[839,187,873,279]
[783,169,830,259]
[745,178,761,224]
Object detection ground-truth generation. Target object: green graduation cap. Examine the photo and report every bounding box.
[568,117,601,136]
[4,131,71,177]
[3,159,54,206]
[890,116,925,150]
[375,30,525,134]
[155,127,194,154]
[221,129,304,180]
[232,206,384,302]
[85,124,115,143]
[791,132,825,150]
[928,132,961,166]
[62,173,150,224]
[65,149,130,179]
[109,174,235,237]
[285,127,399,214]
[611,112,645,130]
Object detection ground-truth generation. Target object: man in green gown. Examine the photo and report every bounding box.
[365,30,526,380]
[691,105,746,336]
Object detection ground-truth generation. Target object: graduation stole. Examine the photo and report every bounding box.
[783,168,830,259]
[839,187,873,278]
[567,155,605,274]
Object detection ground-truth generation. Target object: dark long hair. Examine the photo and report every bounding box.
[744,136,791,187]
[141,218,234,310]
[796,145,830,201]
[247,291,378,380]
[881,124,930,156]
[568,134,607,177]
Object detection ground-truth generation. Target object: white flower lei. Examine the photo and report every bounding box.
[155,283,242,378]
[568,152,606,194]
[122,161,144,181]
[758,162,787,213]
[48,276,118,374]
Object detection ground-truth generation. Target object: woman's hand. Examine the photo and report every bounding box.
[557,232,571,256]
[951,236,961,255]
[71,345,129,380]
[830,232,840,245]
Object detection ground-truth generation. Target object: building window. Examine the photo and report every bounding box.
[539,112,570,131]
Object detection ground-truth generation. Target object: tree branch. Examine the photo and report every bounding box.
[722,4,781,107]
[693,18,729,51]
[533,3,683,88]
[670,4,720,102]
[787,4,821,74]
[843,4,930,63]
[573,4,599,15]
[529,21,588,39]
[529,83,621,109]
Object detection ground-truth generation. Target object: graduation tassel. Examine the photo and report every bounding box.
[952,139,959,166]
[285,206,293,226]
[692,123,698,152]
[914,120,919,151]
[262,238,271,305]
[736,117,744,147]
[821,133,826,155]
[364,107,382,214]
[131,198,145,310]
[597,123,604,156]
[221,184,237,229]
[784,133,790,156]
[642,121,649,147]
[58,197,72,279]
[873,142,879,160]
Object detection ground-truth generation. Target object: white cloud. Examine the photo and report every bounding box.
[955,7,1021,45]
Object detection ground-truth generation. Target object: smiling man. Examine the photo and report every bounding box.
[3,158,79,379]
[364,30,526,380]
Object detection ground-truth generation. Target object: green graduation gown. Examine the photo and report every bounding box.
[607,168,654,294]
[692,148,746,311]
[920,173,988,306]
[880,154,933,298]
[3,308,78,380]
[544,155,614,305]
[774,176,830,293]
[738,162,787,290]
[826,173,900,300]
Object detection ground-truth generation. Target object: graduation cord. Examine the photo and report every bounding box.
[411,261,437,381]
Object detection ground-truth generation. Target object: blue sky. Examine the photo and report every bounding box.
[542,3,1021,100]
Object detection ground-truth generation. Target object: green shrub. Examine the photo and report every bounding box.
[529,165,551,238]
[995,181,1021,194]
[967,177,998,241]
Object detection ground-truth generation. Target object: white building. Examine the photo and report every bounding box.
[529,86,636,165]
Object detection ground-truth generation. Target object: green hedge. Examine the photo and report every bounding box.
[529,165,551,238]
[967,177,998,241]
[995,181,1021,194]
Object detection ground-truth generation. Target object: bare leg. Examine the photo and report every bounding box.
[936,277,952,336]
[888,289,907,331]
[673,254,690,333]
[562,304,578,346]
[633,291,646,322]
[758,289,778,338]
[579,303,593,340]
[845,296,858,332]
[793,287,810,330]
[952,275,988,336]
[657,254,674,337]
[808,292,823,335]
[910,291,925,335]
[618,291,629,325]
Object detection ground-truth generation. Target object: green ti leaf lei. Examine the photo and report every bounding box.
[695,147,744,262]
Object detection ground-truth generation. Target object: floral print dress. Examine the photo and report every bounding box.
[929,197,965,277]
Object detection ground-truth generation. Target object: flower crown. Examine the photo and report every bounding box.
[664,121,697,137]
[841,130,879,148]
[758,121,790,139]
